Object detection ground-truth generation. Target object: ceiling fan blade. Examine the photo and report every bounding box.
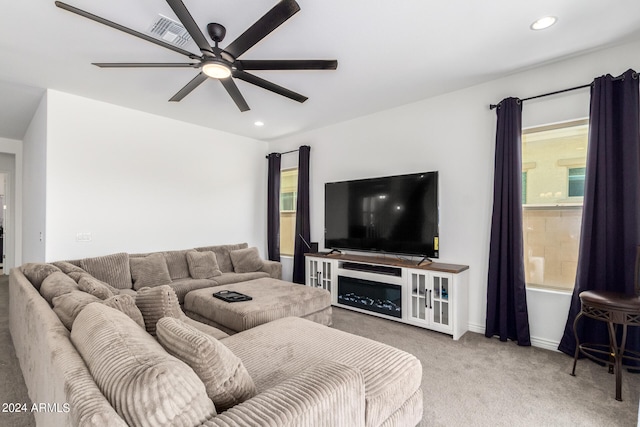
[220,79,250,112]
[238,59,338,71]
[225,0,300,59]
[54,1,197,59]
[165,0,213,55]
[169,72,209,102]
[93,63,200,68]
[233,70,307,103]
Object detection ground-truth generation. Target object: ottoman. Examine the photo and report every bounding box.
[183,277,332,334]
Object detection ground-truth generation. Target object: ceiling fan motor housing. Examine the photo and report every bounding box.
[207,23,226,43]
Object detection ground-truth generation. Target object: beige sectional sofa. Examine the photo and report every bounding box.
[9,244,423,427]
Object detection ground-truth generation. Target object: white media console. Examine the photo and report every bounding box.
[305,253,469,340]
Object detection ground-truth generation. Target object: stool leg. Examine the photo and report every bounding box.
[571,311,584,376]
[612,323,628,402]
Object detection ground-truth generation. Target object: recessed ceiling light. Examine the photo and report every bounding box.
[254,121,265,127]
[530,16,557,30]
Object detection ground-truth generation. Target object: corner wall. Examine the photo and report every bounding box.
[267,38,640,349]
[42,90,267,261]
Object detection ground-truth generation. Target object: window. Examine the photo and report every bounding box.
[279,168,298,256]
[521,120,588,291]
[568,167,586,197]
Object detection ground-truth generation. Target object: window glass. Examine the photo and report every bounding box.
[280,168,298,256]
[522,120,588,291]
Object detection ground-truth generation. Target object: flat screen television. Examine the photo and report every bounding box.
[325,171,439,258]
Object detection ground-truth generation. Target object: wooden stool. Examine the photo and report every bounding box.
[571,246,640,401]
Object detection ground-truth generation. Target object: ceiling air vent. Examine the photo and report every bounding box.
[148,14,192,47]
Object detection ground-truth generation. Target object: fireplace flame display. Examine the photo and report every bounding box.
[337,276,402,318]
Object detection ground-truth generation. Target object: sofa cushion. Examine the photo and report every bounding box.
[229,247,264,273]
[186,251,222,279]
[195,243,248,273]
[130,253,172,290]
[52,291,102,330]
[163,250,191,280]
[40,271,80,305]
[21,263,61,290]
[71,303,216,426]
[103,294,145,329]
[80,253,132,290]
[135,285,182,336]
[78,275,115,300]
[156,317,256,412]
[167,278,217,304]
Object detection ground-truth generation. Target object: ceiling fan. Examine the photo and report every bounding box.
[54,0,338,111]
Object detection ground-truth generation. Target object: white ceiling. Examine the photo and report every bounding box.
[1,0,640,142]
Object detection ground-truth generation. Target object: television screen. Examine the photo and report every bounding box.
[325,171,439,258]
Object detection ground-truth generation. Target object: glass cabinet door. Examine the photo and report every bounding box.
[431,274,450,327]
[410,272,428,322]
[321,261,332,291]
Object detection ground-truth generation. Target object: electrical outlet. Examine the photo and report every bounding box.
[76,232,92,242]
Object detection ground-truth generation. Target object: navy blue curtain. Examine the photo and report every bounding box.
[292,145,311,284]
[267,153,281,262]
[485,97,531,346]
[558,69,640,356]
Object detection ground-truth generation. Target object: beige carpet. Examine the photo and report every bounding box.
[332,306,640,427]
[2,273,638,427]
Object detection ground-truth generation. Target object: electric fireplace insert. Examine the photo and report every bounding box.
[337,276,402,318]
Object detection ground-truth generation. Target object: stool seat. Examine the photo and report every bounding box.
[580,290,640,314]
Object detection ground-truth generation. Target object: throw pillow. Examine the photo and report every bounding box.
[21,263,61,290]
[129,253,172,290]
[186,251,222,279]
[135,285,183,336]
[52,291,102,330]
[71,303,216,426]
[163,250,191,280]
[102,294,145,329]
[79,252,132,290]
[78,275,115,300]
[156,317,257,411]
[229,247,264,274]
[40,272,80,305]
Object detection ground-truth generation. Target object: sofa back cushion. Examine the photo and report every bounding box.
[196,243,248,273]
[71,303,216,426]
[21,263,61,290]
[78,276,116,300]
[129,253,172,290]
[40,271,80,305]
[80,253,133,290]
[103,294,146,329]
[52,291,102,330]
[156,317,257,412]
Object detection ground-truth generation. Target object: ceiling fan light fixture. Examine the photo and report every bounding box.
[202,61,231,79]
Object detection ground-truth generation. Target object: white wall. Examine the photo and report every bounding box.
[22,93,47,263]
[42,90,267,261]
[268,38,640,350]
[0,136,24,269]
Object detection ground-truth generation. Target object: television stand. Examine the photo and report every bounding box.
[304,253,469,340]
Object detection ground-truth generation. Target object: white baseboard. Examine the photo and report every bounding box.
[466,322,560,352]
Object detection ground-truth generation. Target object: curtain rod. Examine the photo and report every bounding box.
[265,149,298,159]
[489,72,636,110]
[489,83,591,110]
